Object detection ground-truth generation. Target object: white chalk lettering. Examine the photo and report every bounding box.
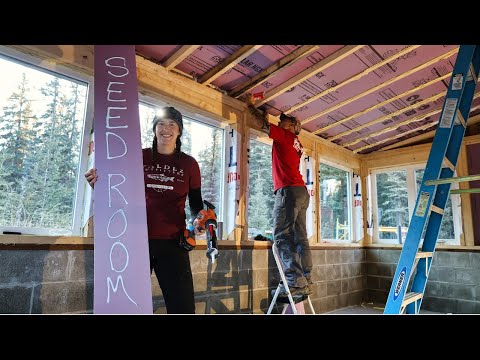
[106,275,138,306]
[107,82,126,102]
[107,209,127,239]
[106,132,127,159]
[108,174,128,208]
[105,57,129,78]
[110,241,129,273]
[106,107,128,129]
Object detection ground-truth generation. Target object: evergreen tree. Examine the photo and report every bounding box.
[0,73,37,189]
[197,129,222,210]
[248,140,274,234]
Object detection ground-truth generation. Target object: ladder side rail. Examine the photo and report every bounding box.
[384,45,476,314]
[407,46,480,313]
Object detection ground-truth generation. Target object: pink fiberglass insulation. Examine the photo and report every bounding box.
[285,45,458,126]
[211,45,302,91]
[302,54,457,135]
[135,45,180,63]
[174,45,242,79]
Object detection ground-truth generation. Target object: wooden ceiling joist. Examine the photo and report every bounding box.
[354,108,480,153]
[286,45,421,116]
[330,90,448,142]
[380,113,480,151]
[254,45,364,107]
[311,73,451,134]
[163,45,200,70]
[302,47,460,128]
[229,45,321,98]
[198,45,262,85]
[342,93,480,149]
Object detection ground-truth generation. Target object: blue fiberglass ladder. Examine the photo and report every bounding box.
[384,45,480,314]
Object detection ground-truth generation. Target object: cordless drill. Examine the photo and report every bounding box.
[179,200,219,263]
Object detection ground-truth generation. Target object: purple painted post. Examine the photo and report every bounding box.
[93,45,153,314]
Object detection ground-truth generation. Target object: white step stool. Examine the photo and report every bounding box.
[266,241,315,314]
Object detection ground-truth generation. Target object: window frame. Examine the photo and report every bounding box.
[318,159,354,243]
[370,163,462,244]
[0,46,94,236]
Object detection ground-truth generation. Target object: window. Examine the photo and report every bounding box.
[247,138,274,240]
[319,162,352,242]
[375,170,409,243]
[138,101,225,233]
[371,165,461,245]
[0,49,91,236]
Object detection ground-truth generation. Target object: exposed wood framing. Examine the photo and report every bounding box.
[342,97,480,149]
[353,121,438,153]
[255,45,364,107]
[312,73,451,133]
[236,112,249,243]
[163,45,200,70]
[331,90,447,143]
[229,45,321,98]
[380,114,480,151]
[198,45,262,85]
[305,48,459,128]
[286,46,421,115]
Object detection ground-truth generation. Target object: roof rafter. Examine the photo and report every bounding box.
[303,47,459,128]
[354,107,480,153]
[342,92,480,149]
[163,45,200,70]
[286,45,421,116]
[254,45,364,107]
[229,45,321,98]
[198,45,263,85]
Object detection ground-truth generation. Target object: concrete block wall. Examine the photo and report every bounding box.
[365,248,480,313]
[0,247,366,314]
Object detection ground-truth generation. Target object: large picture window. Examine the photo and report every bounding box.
[138,101,224,232]
[319,162,351,242]
[371,165,461,245]
[0,50,91,236]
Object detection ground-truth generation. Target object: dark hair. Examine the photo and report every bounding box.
[151,106,183,161]
[279,112,296,123]
[152,106,183,135]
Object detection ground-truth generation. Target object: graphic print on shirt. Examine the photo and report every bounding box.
[144,163,185,193]
[293,137,303,158]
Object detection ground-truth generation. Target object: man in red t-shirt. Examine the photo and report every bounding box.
[246,94,313,298]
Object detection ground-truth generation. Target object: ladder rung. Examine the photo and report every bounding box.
[416,251,433,259]
[442,157,455,172]
[425,174,480,186]
[402,292,423,307]
[430,205,444,214]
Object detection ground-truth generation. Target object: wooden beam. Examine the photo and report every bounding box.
[381,114,480,151]
[286,46,421,115]
[341,96,480,149]
[311,73,451,134]
[229,45,321,98]
[353,122,438,153]
[255,45,364,107]
[163,45,200,70]
[305,47,459,128]
[330,90,447,142]
[198,45,262,85]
